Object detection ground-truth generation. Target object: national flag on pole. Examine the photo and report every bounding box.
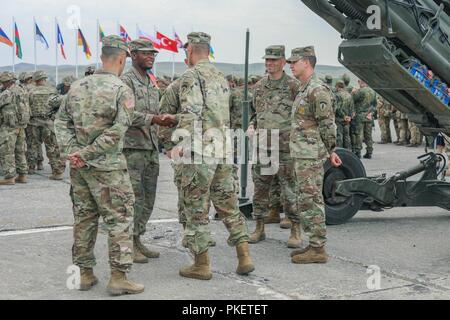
[56,23,67,60]
[156,32,178,53]
[77,28,92,59]
[14,23,22,59]
[35,22,49,49]
[209,45,215,60]
[137,27,161,49]
[119,25,131,43]
[173,31,184,49]
[0,27,13,47]
[99,24,105,41]
[147,69,158,88]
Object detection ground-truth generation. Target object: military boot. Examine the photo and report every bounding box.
[107,270,145,296]
[291,246,328,264]
[0,177,15,185]
[264,208,281,224]
[28,167,36,175]
[49,172,64,180]
[134,236,160,259]
[16,175,28,184]
[133,246,149,264]
[280,217,292,229]
[236,242,255,275]
[363,153,372,159]
[37,161,44,171]
[179,251,212,280]
[249,219,266,244]
[79,268,98,291]
[287,222,302,248]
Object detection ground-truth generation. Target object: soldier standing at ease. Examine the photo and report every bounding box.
[169,32,255,280]
[376,95,393,144]
[352,80,377,159]
[334,80,354,149]
[0,72,30,185]
[248,45,301,245]
[55,35,144,295]
[120,39,175,264]
[287,46,342,264]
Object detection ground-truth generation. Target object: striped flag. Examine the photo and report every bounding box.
[77,28,91,59]
[56,23,66,59]
[14,23,22,59]
[173,31,184,49]
[35,22,49,49]
[99,24,105,42]
[0,27,13,47]
[119,25,131,43]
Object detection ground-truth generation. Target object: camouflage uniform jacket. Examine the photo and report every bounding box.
[159,78,181,151]
[28,85,57,123]
[251,72,300,155]
[290,73,336,160]
[177,59,231,159]
[376,95,393,118]
[121,66,160,150]
[0,83,30,129]
[54,69,135,171]
[229,87,255,130]
[335,89,355,123]
[352,86,377,122]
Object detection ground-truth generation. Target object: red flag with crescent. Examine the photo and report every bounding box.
[156,32,178,53]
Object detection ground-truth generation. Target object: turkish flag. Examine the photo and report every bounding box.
[156,32,179,53]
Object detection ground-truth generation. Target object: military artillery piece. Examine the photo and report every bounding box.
[300,0,450,224]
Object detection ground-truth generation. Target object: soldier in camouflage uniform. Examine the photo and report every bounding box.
[287,46,341,264]
[324,75,333,89]
[247,45,301,248]
[396,111,410,146]
[376,95,393,144]
[28,71,66,179]
[120,39,172,264]
[352,80,377,159]
[171,32,254,280]
[343,73,353,94]
[407,120,422,147]
[84,66,96,77]
[55,35,144,295]
[0,72,30,185]
[335,80,354,149]
[48,76,77,118]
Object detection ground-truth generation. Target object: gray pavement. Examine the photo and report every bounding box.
[1,125,449,300]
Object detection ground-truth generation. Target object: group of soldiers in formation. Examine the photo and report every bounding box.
[0,31,434,296]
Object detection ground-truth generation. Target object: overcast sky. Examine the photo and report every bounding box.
[0,0,343,67]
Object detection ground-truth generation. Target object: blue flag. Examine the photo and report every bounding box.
[35,23,49,49]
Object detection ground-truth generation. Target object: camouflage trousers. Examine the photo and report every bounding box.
[25,126,43,167]
[70,167,135,273]
[268,175,282,212]
[293,158,327,248]
[409,121,422,145]
[28,119,65,173]
[252,157,299,223]
[378,116,392,143]
[123,149,159,237]
[172,162,186,224]
[181,162,249,254]
[0,127,27,179]
[355,120,373,155]
[336,122,351,150]
[398,119,410,144]
[393,118,401,142]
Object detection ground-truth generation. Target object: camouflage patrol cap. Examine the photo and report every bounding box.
[33,70,47,81]
[102,35,130,57]
[335,79,345,88]
[286,46,316,63]
[184,32,211,48]
[342,73,351,83]
[129,39,159,53]
[19,72,32,82]
[263,45,285,59]
[62,75,77,86]
[325,75,333,82]
[0,71,16,83]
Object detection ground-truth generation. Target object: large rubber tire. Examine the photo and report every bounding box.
[323,148,366,225]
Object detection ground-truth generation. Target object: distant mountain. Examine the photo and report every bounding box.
[1,62,357,85]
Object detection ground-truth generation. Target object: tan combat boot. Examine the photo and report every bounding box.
[287,222,302,248]
[37,161,44,171]
[16,175,28,184]
[79,268,98,291]
[179,251,212,280]
[134,236,160,259]
[291,246,328,264]
[249,219,266,244]
[236,242,255,275]
[264,208,281,224]
[280,217,292,229]
[49,172,64,180]
[133,246,149,264]
[0,177,15,185]
[107,270,145,296]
